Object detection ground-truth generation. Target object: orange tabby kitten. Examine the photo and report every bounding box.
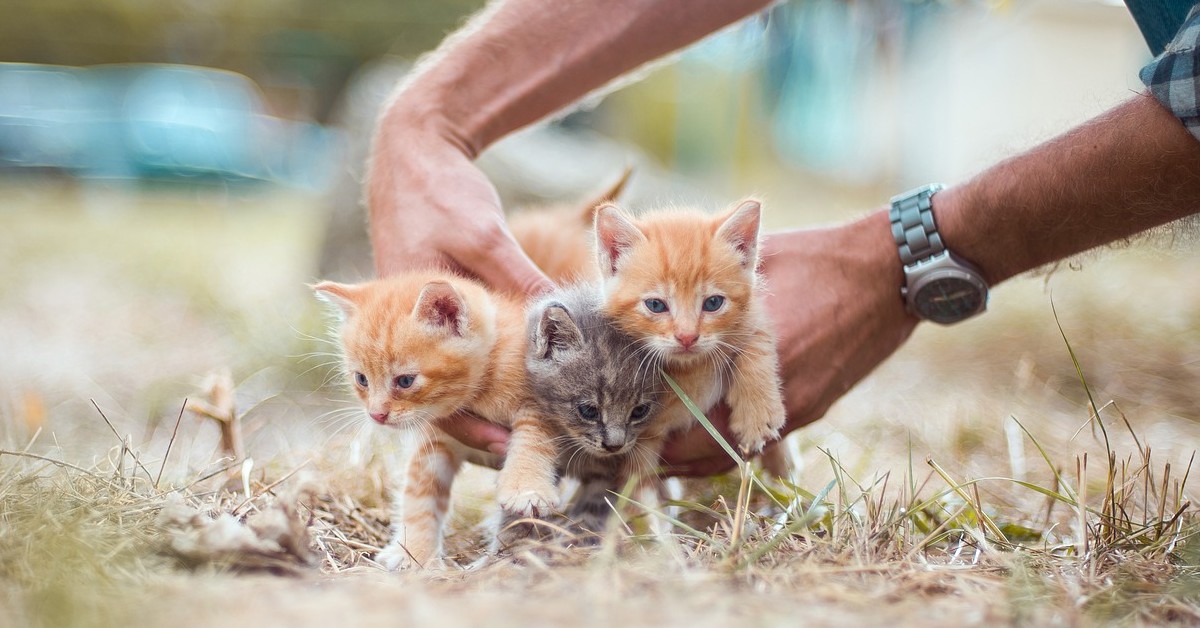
[592,200,786,459]
[509,167,632,284]
[313,272,559,569]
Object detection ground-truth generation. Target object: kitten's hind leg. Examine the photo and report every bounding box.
[565,475,620,542]
[564,473,665,543]
[377,437,461,571]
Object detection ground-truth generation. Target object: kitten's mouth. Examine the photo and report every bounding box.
[668,345,712,360]
[586,442,632,457]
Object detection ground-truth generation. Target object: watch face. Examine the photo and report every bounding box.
[913,276,985,324]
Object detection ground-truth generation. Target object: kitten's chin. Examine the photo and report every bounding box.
[663,345,718,364]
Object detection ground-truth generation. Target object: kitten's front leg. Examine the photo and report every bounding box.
[377,437,461,571]
[724,327,787,454]
[495,411,560,519]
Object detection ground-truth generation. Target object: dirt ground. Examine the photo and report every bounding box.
[2,177,1199,627]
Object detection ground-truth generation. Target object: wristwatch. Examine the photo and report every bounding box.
[889,184,988,325]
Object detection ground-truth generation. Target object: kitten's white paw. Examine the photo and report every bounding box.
[376,542,447,571]
[730,403,785,455]
[497,484,558,518]
[375,542,418,571]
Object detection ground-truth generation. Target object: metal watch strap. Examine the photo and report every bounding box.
[889,183,945,265]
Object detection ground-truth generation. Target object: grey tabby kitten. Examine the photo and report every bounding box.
[525,284,666,533]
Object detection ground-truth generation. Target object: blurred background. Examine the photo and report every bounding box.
[2,0,1197,485]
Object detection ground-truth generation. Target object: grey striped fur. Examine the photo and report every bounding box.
[525,283,666,532]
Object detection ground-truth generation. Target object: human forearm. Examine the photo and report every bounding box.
[933,93,1200,285]
[662,93,1200,475]
[382,0,773,155]
[366,0,773,286]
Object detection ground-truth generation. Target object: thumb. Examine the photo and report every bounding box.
[660,423,732,466]
[436,412,511,455]
[662,454,737,478]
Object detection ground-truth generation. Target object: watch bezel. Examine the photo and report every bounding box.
[902,251,988,324]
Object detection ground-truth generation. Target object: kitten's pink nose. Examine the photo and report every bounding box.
[674,332,699,349]
[369,411,389,424]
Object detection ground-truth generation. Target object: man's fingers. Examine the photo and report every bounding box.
[436,412,511,455]
[662,454,737,478]
[660,404,736,465]
[460,228,554,298]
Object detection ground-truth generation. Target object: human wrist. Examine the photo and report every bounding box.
[377,88,479,160]
[925,184,1009,286]
[886,185,991,324]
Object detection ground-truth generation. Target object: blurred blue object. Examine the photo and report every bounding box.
[0,64,92,171]
[0,62,341,190]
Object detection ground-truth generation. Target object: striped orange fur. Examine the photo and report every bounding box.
[593,200,787,457]
[314,271,559,569]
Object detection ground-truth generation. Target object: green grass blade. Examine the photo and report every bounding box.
[662,372,744,467]
[660,371,786,510]
[614,492,719,546]
[928,457,1008,544]
[738,507,823,568]
[1011,416,1080,504]
[1051,299,1111,454]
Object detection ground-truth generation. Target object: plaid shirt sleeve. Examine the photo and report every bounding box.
[1140,4,1200,142]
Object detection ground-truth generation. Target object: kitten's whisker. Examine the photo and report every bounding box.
[321,414,363,433]
[563,442,588,477]
[630,338,666,389]
[549,435,581,447]
[288,323,340,348]
[312,407,364,429]
[632,347,659,389]
[319,409,371,447]
[627,442,658,481]
[296,359,345,381]
[710,342,746,380]
[293,349,343,360]
[341,420,370,452]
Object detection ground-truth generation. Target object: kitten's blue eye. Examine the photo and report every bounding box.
[644,298,668,314]
[630,404,651,421]
[394,374,416,389]
[354,372,368,388]
[703,295,725,312]
[576,404,600,420]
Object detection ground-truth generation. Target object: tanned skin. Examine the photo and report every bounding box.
[367,0,1200,475]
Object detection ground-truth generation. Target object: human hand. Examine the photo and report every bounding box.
[369,103,553,451]
[437,411,510,456]
[367,103,552,296]
[661,211,919,476]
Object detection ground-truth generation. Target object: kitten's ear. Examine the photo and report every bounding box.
[312,281,361,320]
[580,166,633,224]
[594,203,645,277]
[414,281,468,336]
[716,199,762,269]
[535,304,584,360]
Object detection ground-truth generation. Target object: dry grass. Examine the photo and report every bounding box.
[2,179,1200,627]
[3,389,1197,627]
